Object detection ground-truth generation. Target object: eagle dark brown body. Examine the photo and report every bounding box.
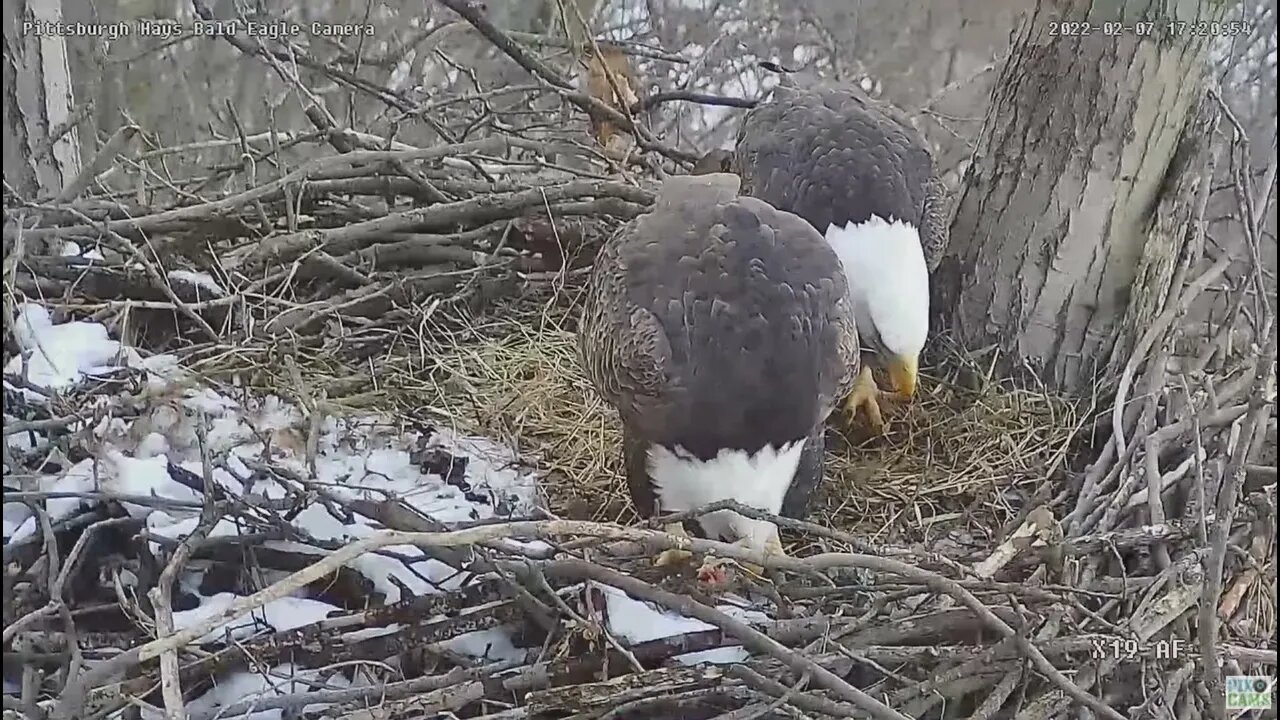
[578,173,858,551]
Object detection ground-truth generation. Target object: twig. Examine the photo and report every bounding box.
[3,516,137,645]
[633,90,758,112]
[970,667,1023,720]
[54,125,141,204]
[10,138,516,242]
[51,519,1126,720]
[1198,329,1277,716]
[562,562,906,720]
[184,660,521,720]
[1109,253,1231,468]
[432,0,698,162]
[144,422,223,720]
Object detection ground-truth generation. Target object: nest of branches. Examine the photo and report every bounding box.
[5,123,1276,718]
[2,7,1277,720]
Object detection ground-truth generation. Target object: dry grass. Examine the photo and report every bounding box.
[342,298,1087,546]
[186,284,1083,548]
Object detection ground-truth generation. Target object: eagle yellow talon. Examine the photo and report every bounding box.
[654,548,694,567]
[697,553,764,578]
[753,531,789,574]
[698,531,787,578]
[764,533,785,558]
[654,522,694,567]
[842,365,885,433]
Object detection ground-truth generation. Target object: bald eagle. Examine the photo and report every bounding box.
[720,79,948,432]
[579,173,859,566]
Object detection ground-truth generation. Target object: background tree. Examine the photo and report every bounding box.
[2,0,82,202]
[934,0,1234,394]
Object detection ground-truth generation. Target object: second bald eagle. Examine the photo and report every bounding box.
[578,173,859,568]
[708,81,948,432]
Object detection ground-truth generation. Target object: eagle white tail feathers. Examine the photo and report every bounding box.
[646,441,804,547]
[824,216,930,359]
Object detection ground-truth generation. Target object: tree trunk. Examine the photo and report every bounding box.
[933,0,1228,395]
[3,0,82,202]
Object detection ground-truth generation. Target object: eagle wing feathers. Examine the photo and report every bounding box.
[734,86,949,270]
[579,174,859,517]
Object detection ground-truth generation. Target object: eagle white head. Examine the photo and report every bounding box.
[825,215,929,397]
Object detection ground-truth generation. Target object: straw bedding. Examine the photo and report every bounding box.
[385,295,1082,544]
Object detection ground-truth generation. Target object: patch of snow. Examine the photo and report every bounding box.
[2,503,32,538]
[2,302,774,716]
[181,663,362,720]
[61,241,105,261]
[388,53,415,91]
[595,582,768,665]
[442,627,528,663]
[2,302,544,654]
[6,459,98,543]
[172,592,343,644]
[146,512,257,550]
[6,424,50,453]
[167,270,226,297]
[4,303,125,397]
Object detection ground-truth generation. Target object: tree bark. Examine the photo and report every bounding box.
[3,0,82,202]
[934,0,1229,395]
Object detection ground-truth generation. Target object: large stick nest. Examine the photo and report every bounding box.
[2,8,1277,720]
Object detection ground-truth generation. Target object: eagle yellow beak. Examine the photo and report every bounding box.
[887,354,918,398]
